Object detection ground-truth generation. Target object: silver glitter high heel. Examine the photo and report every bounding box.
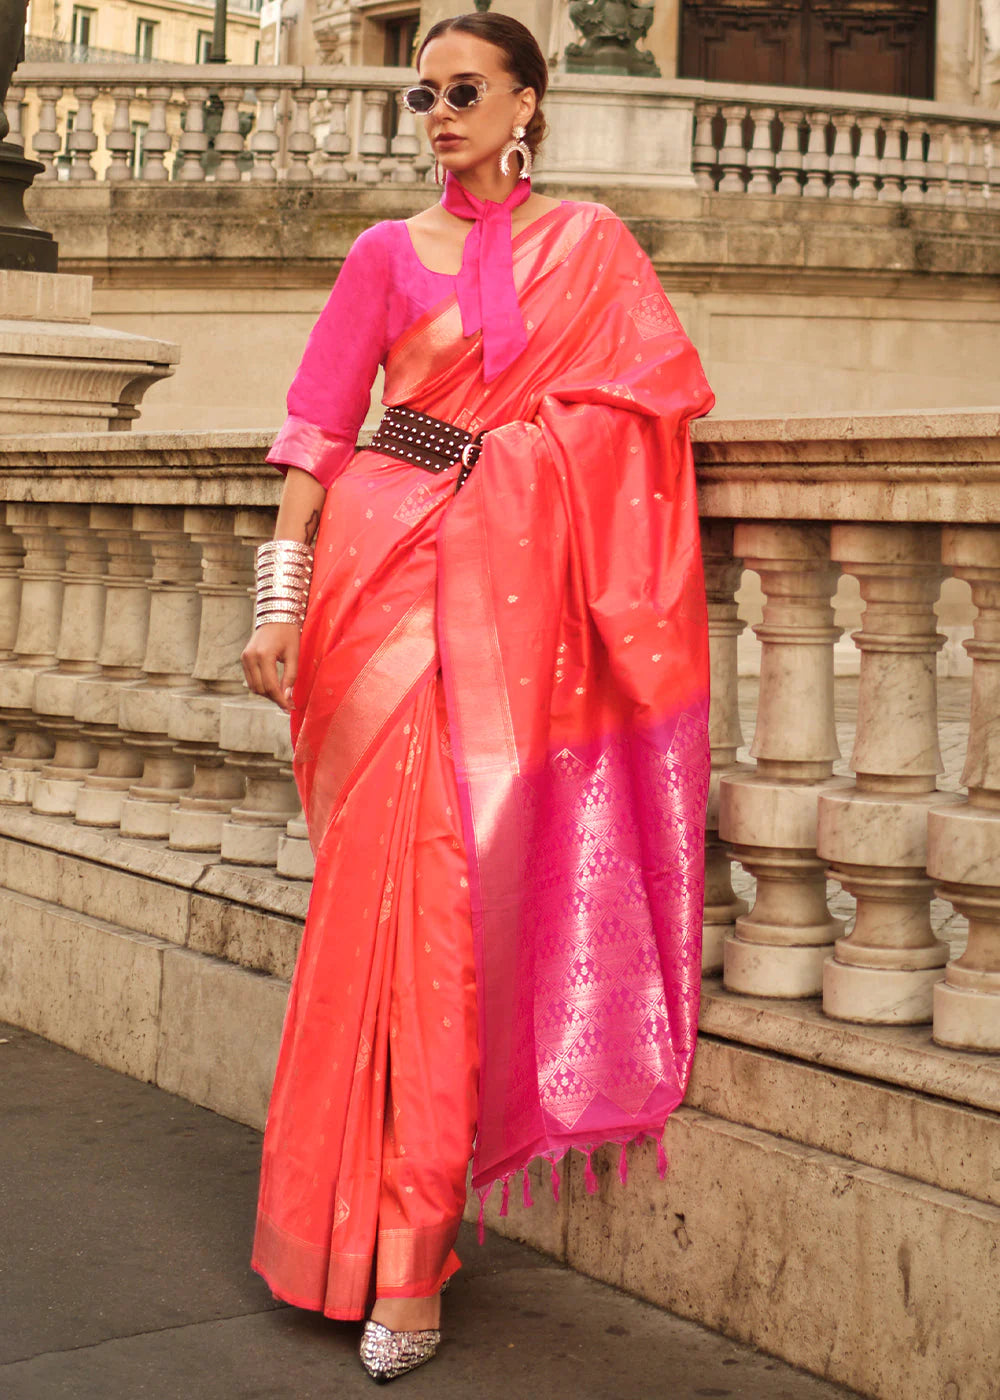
[359,1320,440,1384]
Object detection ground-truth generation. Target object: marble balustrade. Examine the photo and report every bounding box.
[6,65,998,202]
[0,413,998,1052]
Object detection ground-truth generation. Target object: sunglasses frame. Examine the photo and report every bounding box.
[401,79,522,115]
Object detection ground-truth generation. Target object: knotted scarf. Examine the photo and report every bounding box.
[441,171,532,383]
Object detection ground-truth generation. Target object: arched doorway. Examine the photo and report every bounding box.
[679,0,935,99]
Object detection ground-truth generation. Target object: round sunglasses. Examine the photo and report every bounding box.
[401,79,523,115]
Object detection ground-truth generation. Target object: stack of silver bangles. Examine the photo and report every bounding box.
[254,539,314,628]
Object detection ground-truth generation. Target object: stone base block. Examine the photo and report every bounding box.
[220,819,282,866]
[74,784,127,827]
[934,980,1000,1052]
[723,932,829,998]
[168,805,226,851]
[823,956,944,1025]
[0,887,162,1079]
[0,765,36,804]
[157,947,288,1128]
[31,774,85,816]
[276,832,315,881]
[119,795,174,839]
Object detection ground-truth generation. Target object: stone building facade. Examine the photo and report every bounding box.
[266,0,1000,107]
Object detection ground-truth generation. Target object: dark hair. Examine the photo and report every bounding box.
[416,12,549,156]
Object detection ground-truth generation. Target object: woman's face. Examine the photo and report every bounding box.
[416,32,536,181]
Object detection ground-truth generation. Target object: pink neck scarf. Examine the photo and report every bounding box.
[441,172,532,383]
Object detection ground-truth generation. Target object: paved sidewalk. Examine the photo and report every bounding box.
[0,1023,860,1400]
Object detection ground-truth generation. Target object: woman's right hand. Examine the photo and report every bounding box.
[242,623,302,713]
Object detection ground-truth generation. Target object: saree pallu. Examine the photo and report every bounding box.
[254,202,714,1314]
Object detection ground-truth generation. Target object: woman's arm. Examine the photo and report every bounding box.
[241,467,327,712]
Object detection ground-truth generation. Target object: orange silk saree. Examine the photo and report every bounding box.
[253,201,714,1316]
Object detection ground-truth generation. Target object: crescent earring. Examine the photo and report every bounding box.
[499,125,532,180]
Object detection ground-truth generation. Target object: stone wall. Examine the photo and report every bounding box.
[25,179,1000,434]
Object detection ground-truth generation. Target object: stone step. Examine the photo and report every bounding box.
[1,870,997,1400]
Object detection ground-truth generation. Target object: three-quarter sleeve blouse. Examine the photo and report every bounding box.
[266,222,456,490]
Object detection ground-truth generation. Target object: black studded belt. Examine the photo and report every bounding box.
[369,405,485,491]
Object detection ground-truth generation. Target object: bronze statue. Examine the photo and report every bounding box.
[565,0,660,76]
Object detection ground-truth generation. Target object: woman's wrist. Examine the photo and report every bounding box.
[254,539,314,629]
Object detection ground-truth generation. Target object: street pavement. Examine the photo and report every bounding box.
[0,1022,860,1400]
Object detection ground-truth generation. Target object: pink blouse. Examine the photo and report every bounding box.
[267,222,456,489]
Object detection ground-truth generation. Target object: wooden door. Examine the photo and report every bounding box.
[679,0,935,98]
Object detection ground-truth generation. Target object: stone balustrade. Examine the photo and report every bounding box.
[0,413,999,1054]
[7,64,999,201]
[693,88,1000,204]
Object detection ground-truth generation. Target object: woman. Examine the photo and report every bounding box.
[242,11,714,1384]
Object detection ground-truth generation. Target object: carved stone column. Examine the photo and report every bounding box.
[819,526,954,1024]
[719,524,851,996]
[700,522,749,974]
[166,510,250,851]
[29,507,106,815]
[74,507,152,827]
[0,505,62,802]
[928,527,1000,1049]
[118,509,201,838]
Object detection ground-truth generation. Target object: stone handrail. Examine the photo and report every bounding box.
[7,64,1000,199]
[0,410,998,1054]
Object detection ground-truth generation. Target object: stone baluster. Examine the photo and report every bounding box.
[357,89,389,185]
[944,124,971,209]
[853,114,881,201]
[745,106,775,195]
[0,512,25,755]
[773,109,803,196]
[118,510,201,838]
[987,128,1000,207]
[67,86,99,181]
[213,86,247,182]
[716,105,747,193]
[701,523,750,974]
[801,110,830,197]
[178,85,210,181]
[827,111,856,198]
[719,525,850,996]
[923,122,948,205]
[966,126,989,210]
[215,510,299,865]
[878,117,905,203]
[219,697,301,865]
[140,87,172,182]
[286,86,317,181]
[319,88,351,182]
[250,87,281,182]
[6,84,24,149]
[105,86,136,182]
[691,102,718,191]
[31,85,63,180]
[166,511,251,851]
[30,508,108,815]
[928,528,1000,1050]
[0,508,64,802]
[74,508,152,828]
[390,99,420,183]
[818,526,953,1024]
[900,119,927,205]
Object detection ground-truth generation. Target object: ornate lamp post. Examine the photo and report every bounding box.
[564,0,661,77]
[0,0,57,271]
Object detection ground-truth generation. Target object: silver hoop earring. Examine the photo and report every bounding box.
[499,125,532,180]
